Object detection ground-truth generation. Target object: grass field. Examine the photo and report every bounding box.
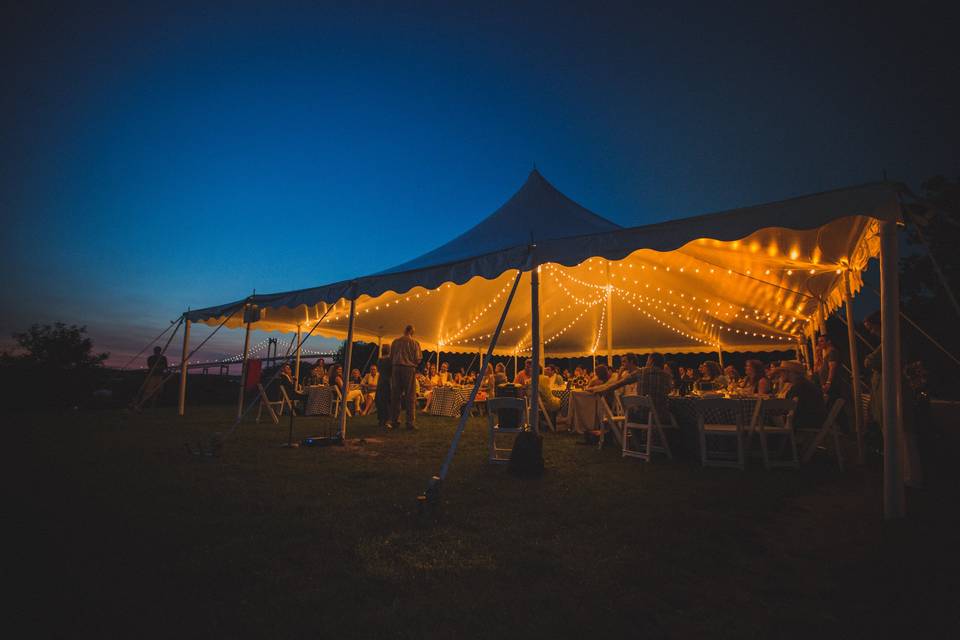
[14,406,959,638]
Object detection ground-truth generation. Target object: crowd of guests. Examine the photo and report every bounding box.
[272,321,859,439]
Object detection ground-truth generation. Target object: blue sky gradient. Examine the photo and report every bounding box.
[3,1,957,363]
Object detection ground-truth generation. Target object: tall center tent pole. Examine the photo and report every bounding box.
[605,263,613,367]
[177,316,191,416]
[843,271,865,465]
[879,219,905,519]
[294,324,302,383]
[236,296,254,420]
[339,292,357,440]
[530,261,541,434]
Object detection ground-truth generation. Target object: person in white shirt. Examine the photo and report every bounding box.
[360,364,380,415]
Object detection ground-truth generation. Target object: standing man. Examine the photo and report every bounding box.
[143,346,168,408]
[389,325,421,431]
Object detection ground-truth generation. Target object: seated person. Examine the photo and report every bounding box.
[493,362,509,387]
[544,364,565,388]
[696,361,728,391]
[513,359,532,386]
[327,364,344,389]
[360,365,379,415]
[304,362,326,386]
[421,363,441,412]
[739,359,770,395]
[774,360,826,429]
[664,360,682,392]
[587,364,612,389]
[276,363,307,411]
[593,352,673,423]
[724,365,741,387]
[438,362,452,386]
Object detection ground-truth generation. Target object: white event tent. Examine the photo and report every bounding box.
[177,170,907,517]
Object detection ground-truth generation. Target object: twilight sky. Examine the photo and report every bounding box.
[2,1,957,365]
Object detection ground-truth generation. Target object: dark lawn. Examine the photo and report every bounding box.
[13,407,960,638]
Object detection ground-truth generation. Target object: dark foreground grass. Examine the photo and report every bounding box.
[13,407,960,638]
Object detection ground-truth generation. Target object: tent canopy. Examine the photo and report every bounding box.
[187,171,903,357]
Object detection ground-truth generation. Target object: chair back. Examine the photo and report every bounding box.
[697,398,744,429]
[620,395,660,426]
[759,397,797,429]
[823,397,845,428]
[487,397,527,431]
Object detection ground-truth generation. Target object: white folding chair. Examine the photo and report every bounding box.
[698,398,747,470]
[256,383,282,424]
[487,397,527,464]
[755,397,799,469]
[330,385,351,418]
[537,395,556,432]
[620,396,673,462]
[799,398,845,470]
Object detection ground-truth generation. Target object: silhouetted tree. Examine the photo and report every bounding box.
[5,323,108,368]
[899,175,960,397]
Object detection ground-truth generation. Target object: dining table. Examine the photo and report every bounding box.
[305,385,335,416]
[427,385,471,417]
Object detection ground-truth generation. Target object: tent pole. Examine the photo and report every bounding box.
[237,314,250,420]
[880,219,905,519]
[293,324,302,384]
[339,297,357,440]
[514,352,518,379]
[530,265,541,433]
[798,335,811,370]
[717,345,724,367]
[605,264,613,366]
[177,317,191,416]
[843,272,865,465]
[538,282,546,369]
[433,268,523,488]
[236,311,253,420]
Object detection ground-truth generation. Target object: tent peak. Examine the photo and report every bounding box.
[374,170,622,276]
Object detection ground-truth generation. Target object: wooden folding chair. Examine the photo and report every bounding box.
[620,396,673,462]
[537,395,556,432]
[799,398,845,470]
[256,383,284,424]
[487,397,527,464]
[697,398,747,470]
[755,397,799,469]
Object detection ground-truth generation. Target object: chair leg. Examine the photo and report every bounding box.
[736,433,745,470]
[656,424,673,460]
[789,430,800,468]
[699,426,708,467]
[256,400,263,423]
[832,426,844,471]
[759,427,771,470]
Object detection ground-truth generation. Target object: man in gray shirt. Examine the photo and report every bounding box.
[389,324,422,430]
